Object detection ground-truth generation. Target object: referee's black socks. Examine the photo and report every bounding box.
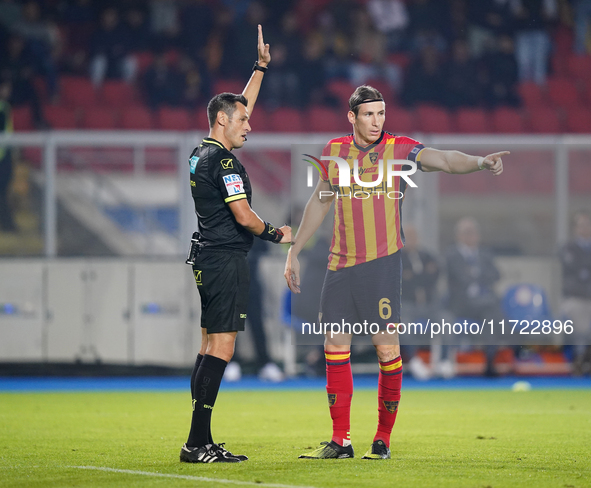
[187,354,227,448]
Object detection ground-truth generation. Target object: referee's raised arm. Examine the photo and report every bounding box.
[242,24,270,117]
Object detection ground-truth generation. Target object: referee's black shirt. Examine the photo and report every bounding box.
[189,137,253,252]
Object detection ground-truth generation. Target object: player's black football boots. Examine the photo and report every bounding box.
[298,440,354,459]
[180,443,244,463]
[217,442,248,461]
[361,440,391,459]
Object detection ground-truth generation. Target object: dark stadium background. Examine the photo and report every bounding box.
[0,0,590,378]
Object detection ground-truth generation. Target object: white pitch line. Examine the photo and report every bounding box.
[68,466,318,488]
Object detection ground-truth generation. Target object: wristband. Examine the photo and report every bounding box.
[257,221,283,243]
[253,61,268,73]
[477,156,485,170]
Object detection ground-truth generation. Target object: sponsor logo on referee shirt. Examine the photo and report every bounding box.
[223,174,244,195]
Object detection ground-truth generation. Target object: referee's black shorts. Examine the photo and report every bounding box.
[192,249,250,333]
[319,251,402,330]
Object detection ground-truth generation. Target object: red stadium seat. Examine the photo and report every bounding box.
[11,106,33,131]
[60,76,98,108]
[268,108,304,132]
[565,107,591,133]
[568,54,591,81]
[387,107,415,134]
[193,110,210,131]
[326,79,356,108]
[306,106,342,133]
[213,79,244,95]
[80,107,118,129]
[492,107,527,133]
[120,107,154,130]
[134,52,154,73]
[527,107,563,133]
[247,107,270,132]
[157,107,191,130]
[546,77,579,108]
[416,105,454,133]
[517,82,544,107]
[364,79,394,104]
[455,108,491,134]
[101,81,138,107]
[43,105,78,129]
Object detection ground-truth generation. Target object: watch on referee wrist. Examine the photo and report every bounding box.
[257,221,283,243]
[253,61,268,73]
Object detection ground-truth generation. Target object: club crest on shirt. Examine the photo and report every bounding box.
[328,393,337,407]
[220,158,234,169]
[383,400,399,414]
[369,152,379,164]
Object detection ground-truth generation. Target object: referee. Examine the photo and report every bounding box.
[180,25,291,464]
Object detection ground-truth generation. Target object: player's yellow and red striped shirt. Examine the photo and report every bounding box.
[321,131,425,271]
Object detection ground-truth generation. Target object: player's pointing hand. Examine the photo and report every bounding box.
[482,151,509,176]
[257,24,270,67]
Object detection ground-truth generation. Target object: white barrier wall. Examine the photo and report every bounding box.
[0,259,201,366]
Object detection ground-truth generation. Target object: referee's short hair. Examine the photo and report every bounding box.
[349,85,383,116]
[207,93,248,128]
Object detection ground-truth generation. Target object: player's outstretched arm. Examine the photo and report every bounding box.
[420,148,509,176]
[284,179,334,293]
[242,24,270,117]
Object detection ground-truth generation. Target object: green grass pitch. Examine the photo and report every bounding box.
[1,388,590,488]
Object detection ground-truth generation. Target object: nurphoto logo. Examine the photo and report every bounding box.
[303,154,418,200]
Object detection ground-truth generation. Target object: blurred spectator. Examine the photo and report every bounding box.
[125,5,151,53]
[90,7,137,87]
[367,0,409,52]
[446,218,504,376]
[443,39,482,108]
[149,0,178,35]
[407,0,450,53]
[0,35,44,127]
[401,45,445,106]
[400,225,455,379]
[12,1,60,98]
[483,34,520,107]
[0,0,22,29]
[349,8,402,91]
[229,1,268,76]
[0,78,15,232]
[299,32,330,106]
[178,55,210,109]
[178,0,214,60]
[203,8,234,76]
[142,51,183,109]
[560,211,591,376]
[511,0,557,85]
[574,0,591,54]
[264,43,301,109]
[467,0,514,57]
[59,0,96,75]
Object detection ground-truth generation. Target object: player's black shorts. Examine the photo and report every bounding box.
[192,249,250,333]
[319,251,402,330]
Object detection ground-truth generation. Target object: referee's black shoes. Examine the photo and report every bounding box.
[180,443,245,463]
